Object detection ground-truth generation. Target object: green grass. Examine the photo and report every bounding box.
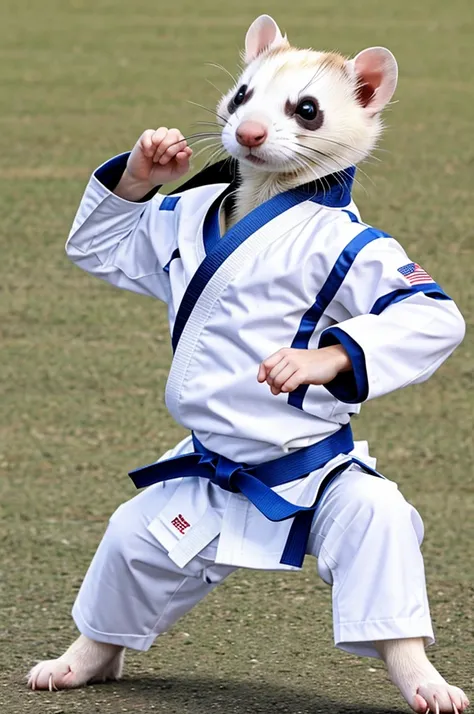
[0,0,473,712]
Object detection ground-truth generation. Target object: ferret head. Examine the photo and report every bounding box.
[217,15,398,182]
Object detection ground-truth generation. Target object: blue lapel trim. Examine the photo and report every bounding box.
[288,226,391,410]
[201,166,356,258]
[172,166,357,353]
[310,165,355,208]
[202,196,223,256]
[172,188,310,352]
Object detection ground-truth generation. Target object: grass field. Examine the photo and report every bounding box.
[0,0,473,712]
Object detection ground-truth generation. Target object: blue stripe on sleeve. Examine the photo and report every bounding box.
[94,153,161,202]
[159,196,181,211]
[370,283,451,315]
[288,226,390,410]
[94,153,130,190]
[318,327,369,404]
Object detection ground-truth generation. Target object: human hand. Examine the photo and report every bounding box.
[257,346,351,396]
[114,127,192,201]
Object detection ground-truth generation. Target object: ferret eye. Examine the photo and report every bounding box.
[228,84,253,115]
[295,99,318,121]
[233,85,248,106]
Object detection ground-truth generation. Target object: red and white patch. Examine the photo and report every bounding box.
[170,514,191,535]
[397,262,434,286]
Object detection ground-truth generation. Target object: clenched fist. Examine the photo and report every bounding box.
[114,128,193,201]
[258,345,352,396]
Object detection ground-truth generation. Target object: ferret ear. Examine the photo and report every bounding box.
[349,47,398,115]
[244,15,287,64]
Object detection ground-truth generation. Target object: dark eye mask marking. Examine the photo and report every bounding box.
[285,97,324,131]
[228,85,254,115]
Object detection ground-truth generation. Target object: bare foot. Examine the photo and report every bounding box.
[27,635,125,691]
[376,638,470,713]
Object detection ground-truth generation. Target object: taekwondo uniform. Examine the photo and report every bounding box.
[66,154,465,657]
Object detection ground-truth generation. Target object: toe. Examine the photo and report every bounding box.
[413,693,429,713]
[446,686,470,712]
[417,685,470,714]
[26,660,73,690]
[459,691,470,711]
[449,688,465,711]
[27,663,42,690]
[417,686,442,713]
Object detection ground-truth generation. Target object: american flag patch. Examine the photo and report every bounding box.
[397,263,434,286]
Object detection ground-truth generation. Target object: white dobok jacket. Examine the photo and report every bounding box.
[65,154,465,570]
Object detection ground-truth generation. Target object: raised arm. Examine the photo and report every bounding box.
[66,128,192,300]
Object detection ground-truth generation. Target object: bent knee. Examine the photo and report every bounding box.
[352,473,405,510]
[346,471,424,543]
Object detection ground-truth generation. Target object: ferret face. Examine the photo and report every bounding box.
[217,16,398,181]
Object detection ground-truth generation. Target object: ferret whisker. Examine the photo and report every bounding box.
[205,61,237,85]
[184,132,223,140]
[191,142,223,163]
[162,133,223,150]
[187,139,222,151]
[203,143,228,165]
[293,147,368,196]
[334,164,369,196]
[298,134,373,160]
[204,149,228,170]
[162,134,222,154]
[301,137,376,167]
[223,155,238,183]
[187,100,227,124]
[193,121,222,129]
[293,143,351,173]
[221,155,235,178]
[293,142,371,192]
[205,78,224,96]
[185,136,222,146]
[291,149,331,197]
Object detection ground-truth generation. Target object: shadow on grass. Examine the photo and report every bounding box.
[115,674,403,714]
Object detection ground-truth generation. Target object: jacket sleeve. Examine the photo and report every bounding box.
[65,153,178,302]
[319,233,466,404]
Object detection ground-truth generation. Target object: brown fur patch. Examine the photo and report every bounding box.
[319,51,348,71]
[265,47,349,82]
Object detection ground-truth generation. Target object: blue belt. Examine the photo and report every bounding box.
[129,423,355,568]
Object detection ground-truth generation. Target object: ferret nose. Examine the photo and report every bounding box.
[236,121,268,148]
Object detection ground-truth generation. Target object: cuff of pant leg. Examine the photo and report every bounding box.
[335,616,435,659]
[72,602,157,652]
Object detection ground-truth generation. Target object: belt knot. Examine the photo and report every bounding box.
[198,451,247,493]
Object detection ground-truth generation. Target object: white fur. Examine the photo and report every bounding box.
[216,17,398,224]
[27,635,124,690]
[376,638,469,713]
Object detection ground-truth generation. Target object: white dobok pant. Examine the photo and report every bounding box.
[72,466,434,659]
